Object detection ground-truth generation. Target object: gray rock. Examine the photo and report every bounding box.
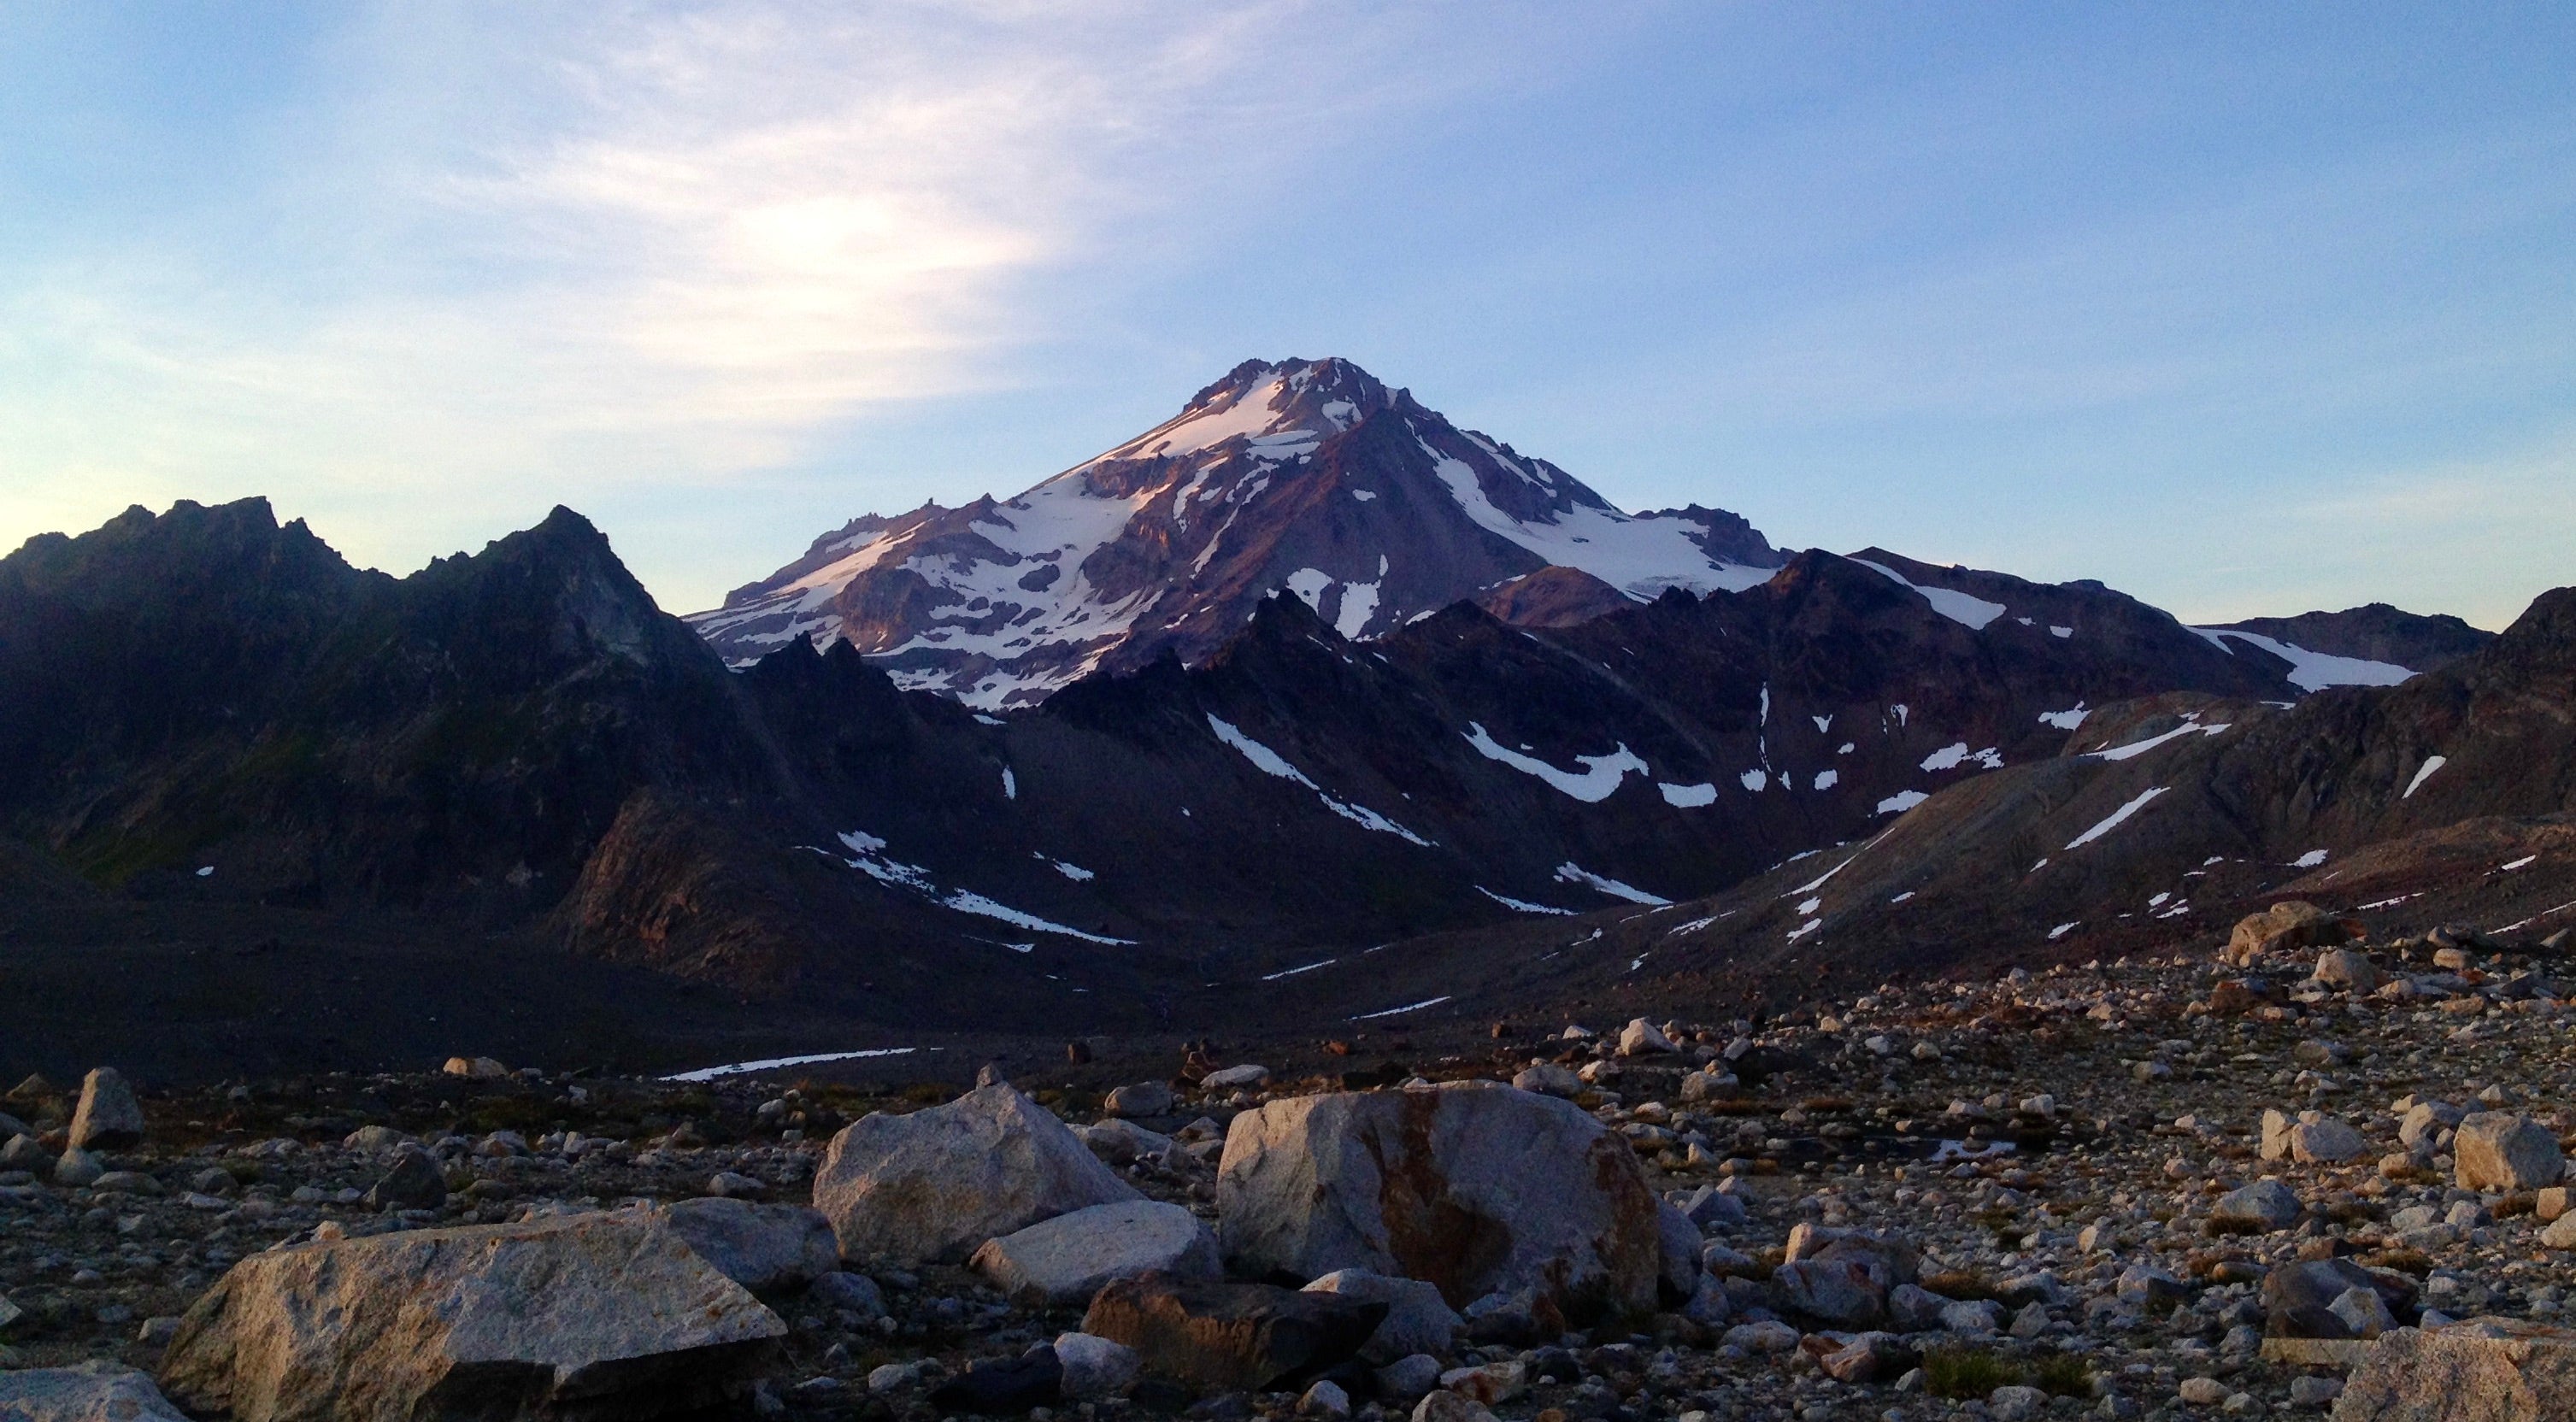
[2224,902,2353,966]
[0,1361,190,1420]
[807,1271,886,1319]
[1617,1019,1676,1056]
[2212,1179,2304,1231]
[1103,1083,1174,1119]
[362,1145,447,1212]
[662,1197,839,1293]
[1677,1069,1739,1102]
[1681,1272,1732,1325]
[68,1067,144,1151]
[343,1125,409,1154]
[1820,1331,1918,1384]
[2329,1286,2397,1339]
[54,1148,103,1187]
[1374,1354,1443,1399]
[814,1084,1140,1269]
[2454,1112,2565,1192]
[969,1200,1220,1304]
[1201,1065,1271,1091]
[1666,1184,1746,1230]
[1888,1283,1952,1332]
[1299,1379,1352,1417]
[156,1212,785,1420]
[1214,1082,1661,1324]
[1656,1198,1702,1303]
[2314,948,2378,991]
[1075,1118,1173,1166]
[1722,1319,1801,1353]
[1052,1331,1141,1400]
[1988,1384,2050,1422]
[2263,1259,2413,1340]
[2332,1317,2576,1419]
[2,1133,45,1168]
[2400,1102,2465,1152]
[1509,1063,1581,1098]
[1940,1299,2007,1335]
[1303,1269,1464,1363]
[2117,1266,2188,1307]
[2286,1375,2342,1407]
[1773,1254,1891,1327]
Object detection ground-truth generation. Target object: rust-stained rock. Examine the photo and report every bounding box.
[156,1211,783,1421]
[2225,901,2359,966]
[1080,1272,1385,1392]
[1214,1082,1661,1324]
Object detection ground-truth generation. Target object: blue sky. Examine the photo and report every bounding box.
[2,3,2568,628]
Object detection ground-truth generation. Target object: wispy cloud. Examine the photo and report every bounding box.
[0,1,1554,591]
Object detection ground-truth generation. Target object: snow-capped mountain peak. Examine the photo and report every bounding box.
[688,357,1784,707]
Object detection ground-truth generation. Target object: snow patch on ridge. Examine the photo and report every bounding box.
[1464,722,1648,802]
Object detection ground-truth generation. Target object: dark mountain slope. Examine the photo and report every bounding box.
[2208,602,2495,673]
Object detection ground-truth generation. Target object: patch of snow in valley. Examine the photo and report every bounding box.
[1261,958,1338,981]
[2050,626,2073,638]
[2403,755,2447,798]
[2191,627,2415,691]
[1002,767,1017,800]
[1479,887,1573,915]
[2048,922,2079,941]
[1658,781,1717,808]
[2292,849,2330,869]
[1554,862,1671,906]
[2064,786,2171,850]
[1463,722,1648,802]
[2038,703,2090,731]
[1352,996,1452,1020]
[1741,769,1769,793]
[2085,717,2229,761]
[1920,743,2003,773]
[1876,790,1928,815]
[1210,714,1429,844]
[1036,853,1094,881]
[1420,435,1778,597]
[826,831,1132,944]
[1814,769,1838,790]
[665,1046,923,1083]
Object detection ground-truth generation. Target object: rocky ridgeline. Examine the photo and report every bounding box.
[9,906,2576,1419]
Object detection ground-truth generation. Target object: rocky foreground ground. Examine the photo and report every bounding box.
[7,906,2576,1420]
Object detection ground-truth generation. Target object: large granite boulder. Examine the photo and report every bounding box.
[970,1201,1220,1305]
[156,1212,784,1421]
[659,1197,840,1293]
[1214,1083,1661,1324]
[0,1362,190,1420]
[1302,1269,1463,1363]
[2332,1318,2576,1420]
[814,1084,1141,1269]
[1082,1273,1385,1392]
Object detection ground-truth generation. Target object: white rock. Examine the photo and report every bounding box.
[1618,1019,1678,1056]
[1052,1331,1142,1400]
[1303,1269,1463,1363]
[2455,1112,2565,1192]
[969,1200,1220,1304]
[0,1362,189,1420]
[814,1084,1141,1268]
[1200,1064,1271,1090]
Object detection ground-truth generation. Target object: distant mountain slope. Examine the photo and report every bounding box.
[686,358,1785,706]
[2197,602,2495,685]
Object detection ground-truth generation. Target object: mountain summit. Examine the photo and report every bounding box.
[687,357,1783,706]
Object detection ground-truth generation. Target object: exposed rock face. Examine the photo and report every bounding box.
[1080,1273,1386,1392]
[156,1212,785,1421]
[2211,1178,2303,1232]
[0,1362,190,1420]
[1214,1083,1661,1322]
[814,1084,1141,1269]
[2454,1113,2565,1192]
[658,1197,840,1294]
[68,1068,143,1151]
[2332,1318,2576,1420]
[969,1201,1220,1305]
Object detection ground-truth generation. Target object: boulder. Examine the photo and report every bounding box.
[970,1200,1220,1305]
[1509,1063,1581,1098]
[2314,948,2379,991]
[2265,1259,2415,1340]
[1052,1332,1141,1401]
[1818,1332,1917,1384]
[2402,1102,2466,1153]
[54,1148,103,1187]
[362,1145,448,1213]
[2212,1179,2304,1232]
[807,1271,886,1319]
[1081,1273,1386,1392]
[1656,1198,1703,1304]
[156,1212,785,1420]
[1667,1184,1747,1231]
[1770,1231,1917,1330]
[1214,1083,1661,1324]
[1201,1065,1271,1091]
[2454,1112,2565,1192]
[1375,1354,1443,1398]
[2332,1318,2576,1419]
[1617,1019,1676,1056]
[1104,1084,1174,1119]
[441,1055,509,1080]
[1076,1119,1173,1166]
[660,1197,839,1293]
[1411,1394,1497,1422]
[814,1084,1141,1269]
[2225,902,2358,966]
[67,1067,144,1151]
[0,1362,190,1420]
[1303,1269,1463,1363]
[2261,1109,2366,1164]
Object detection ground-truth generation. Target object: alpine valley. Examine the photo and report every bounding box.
[1,357,2563,1084]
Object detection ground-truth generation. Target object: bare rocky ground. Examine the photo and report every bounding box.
[8,912,2576,1420]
